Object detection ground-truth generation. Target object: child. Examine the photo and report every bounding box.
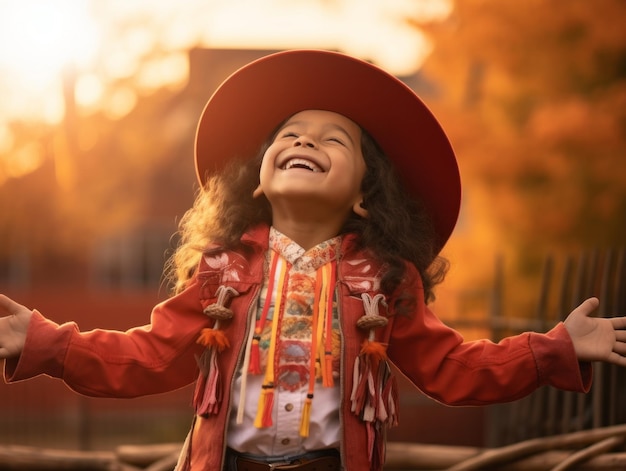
[1,50,625,471]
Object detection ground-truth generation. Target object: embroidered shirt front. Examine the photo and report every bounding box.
[227,227,342,456]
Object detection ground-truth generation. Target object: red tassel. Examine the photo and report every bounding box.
[350,355,368,415]
[365,422,385,470]
[248,337,262,374]
[363,369,376,422]
[192,370,207,412]
[366,422,375,461]
[193,350,223,416]
[372,422,385,470]
[354,292,395,470]
[193,328,230,417]
[383,374,399,427]
[323,352,334,388]
[351,340,388,417]
[351,337,399,467]
[261,389,274,427]
[254,385,275,427]
[198,353,219,415]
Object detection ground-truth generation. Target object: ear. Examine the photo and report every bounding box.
[352,199,368,218]
[252,185,264,199]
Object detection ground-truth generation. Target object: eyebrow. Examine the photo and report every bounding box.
[280,120,357,146]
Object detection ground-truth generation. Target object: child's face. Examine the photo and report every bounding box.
[258,109,367,220]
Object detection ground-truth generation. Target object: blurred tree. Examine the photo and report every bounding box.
[417,0,626,317]
[416,0,626,315]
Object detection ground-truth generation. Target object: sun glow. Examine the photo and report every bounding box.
[0,0,100,124]
[0,0,453,127]
[200,0,452,76]
[0,0,453,182]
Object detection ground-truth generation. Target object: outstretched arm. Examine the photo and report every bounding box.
[1,283,209,397]
[0,295,32,359]
[564,297,626,367]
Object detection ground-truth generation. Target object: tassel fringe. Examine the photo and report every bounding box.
[193,325,230,416]
[248,337,262,374]
[352,293,399,471]
[254,384,275,428]
[196,328,230,351]
[350,339,399,470]
[192,285,238,418]
[299,394,314,437]
[322,352,334,388]
[193,348,223,416]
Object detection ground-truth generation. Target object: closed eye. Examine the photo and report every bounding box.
[327,136,345,145]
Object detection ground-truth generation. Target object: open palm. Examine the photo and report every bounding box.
[0,295,32,359]
[564,297,626,366]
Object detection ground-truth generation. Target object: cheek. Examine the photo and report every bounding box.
[353,157,367,187]
[258,148,277,187]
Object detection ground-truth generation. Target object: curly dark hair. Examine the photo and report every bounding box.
[166,125,448,304]
[344,129,449,303]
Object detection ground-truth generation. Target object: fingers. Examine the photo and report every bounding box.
[0,294,27,317]
[611,317,626,359]
[614,327,626,354]
[610,319,626,365]
[610,315,626,330]
[608,349,626,368]
[575,297,600,315]
[0,294,14,316]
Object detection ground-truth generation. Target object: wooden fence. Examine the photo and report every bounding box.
[1,425,626,470]
[483,249,626,447]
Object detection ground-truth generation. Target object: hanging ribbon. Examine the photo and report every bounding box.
[254,259,288,428]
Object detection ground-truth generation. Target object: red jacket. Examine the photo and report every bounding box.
[5,224,591,470]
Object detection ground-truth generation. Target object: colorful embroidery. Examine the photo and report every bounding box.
[251,228,342,435]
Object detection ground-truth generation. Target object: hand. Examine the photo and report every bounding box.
[0,294,33,359]
[564,297,626,367]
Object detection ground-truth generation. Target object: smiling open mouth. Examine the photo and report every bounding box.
[282,158,323,172]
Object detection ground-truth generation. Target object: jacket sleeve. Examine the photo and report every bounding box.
[386,266,592,406]
[3,278,207,398]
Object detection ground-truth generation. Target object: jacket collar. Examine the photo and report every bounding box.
[240,223,271,251]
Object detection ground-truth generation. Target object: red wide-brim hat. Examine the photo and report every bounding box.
[195,49,461,253]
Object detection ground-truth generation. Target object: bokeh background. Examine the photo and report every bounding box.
[0,0,625,453]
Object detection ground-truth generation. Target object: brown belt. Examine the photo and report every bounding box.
[227,449,341,471]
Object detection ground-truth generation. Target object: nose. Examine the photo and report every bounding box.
[294,134,317,149]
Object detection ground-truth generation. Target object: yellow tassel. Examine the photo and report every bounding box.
[299,394,313,437]
[315,358,322,379]
[253,258,286,429]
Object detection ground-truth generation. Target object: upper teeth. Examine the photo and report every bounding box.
[283,158,322,172]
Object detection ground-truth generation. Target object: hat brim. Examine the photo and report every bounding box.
[195,49,460,253]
